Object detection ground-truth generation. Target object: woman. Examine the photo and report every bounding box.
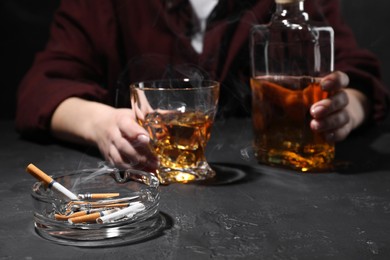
[16,0,389,169]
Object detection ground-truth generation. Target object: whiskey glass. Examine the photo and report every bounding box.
[131,79,220,184]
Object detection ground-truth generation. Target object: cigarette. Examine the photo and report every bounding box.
[66,196,140,211]
[26,163,78,201]
[96,202,145,224]
[55,210,87,221]
[68,196,139,206]
[68,202,131,212]
[77,193,120,200]
[94,196,139,204]
[68,209,117,224]
[55,208,104,221]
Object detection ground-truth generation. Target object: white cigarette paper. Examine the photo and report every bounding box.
[50,181,79,201]
[96,202,145,224]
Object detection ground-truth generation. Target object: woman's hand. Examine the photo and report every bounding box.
[51,97,158,170]
[91,106,158,170]
[310,71,370,142]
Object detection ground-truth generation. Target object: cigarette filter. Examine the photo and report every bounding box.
[55,208,104,221]
[55,210,88,221]
[26,163,79,201]
[77,193,120,200]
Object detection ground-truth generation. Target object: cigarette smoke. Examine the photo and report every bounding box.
[71,162,116,191]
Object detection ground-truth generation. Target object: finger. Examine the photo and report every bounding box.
[117,115,151,146]
[324,124,353,142]
[107,142,131,169]
[109,141,158,170]
[106,133,140,169]
[112,110,158,168]
[113,136,158,169]
[311,91,349,119]
[320,71,349,92]
[98,125,123,165]
[102,124,152,169]
[311,109,350,132]
[125,145,159,170]
[110,108,147,140]
[119,130,159,168]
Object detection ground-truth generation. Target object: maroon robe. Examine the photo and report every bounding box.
[16,0,389,137]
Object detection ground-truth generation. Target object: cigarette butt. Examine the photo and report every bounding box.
[68,202,130,212]
[68,212,101,224]
[95,203,129,208]
[67,199,133,207]
[26,163,79,201]
[95,196,139,203]
[77,193,120,200]
[85,202,130,209]
[68,209,116,224]
[66,196,138,208]
[55,210,89,221]
[55,214,68,221]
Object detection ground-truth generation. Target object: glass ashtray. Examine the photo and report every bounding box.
[31,164,164,247]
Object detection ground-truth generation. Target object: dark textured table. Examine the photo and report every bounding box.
[1,118,390,259]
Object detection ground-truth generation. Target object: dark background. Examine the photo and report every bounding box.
[1,0,390,120]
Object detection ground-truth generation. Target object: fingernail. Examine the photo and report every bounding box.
[311,120,321,130]
[311,106,325,117]
[137,134,150,144]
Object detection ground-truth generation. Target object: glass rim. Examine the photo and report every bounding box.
[130,78,220,91]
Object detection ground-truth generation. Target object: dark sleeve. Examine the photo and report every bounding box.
[15,0,117,137]
[308,0,389,122]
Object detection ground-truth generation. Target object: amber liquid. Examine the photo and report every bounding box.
[140,111,215,183]
[250,75,335,172]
